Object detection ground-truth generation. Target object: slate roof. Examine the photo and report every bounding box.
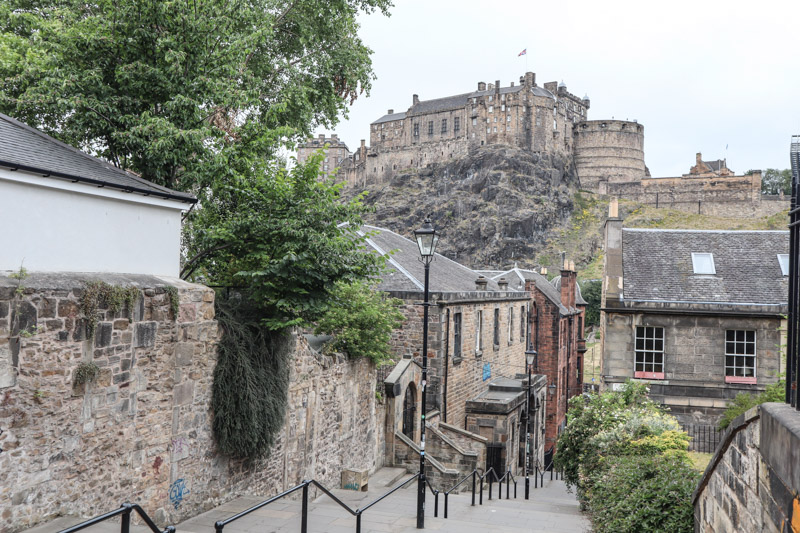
[703,159,727,172]
[0,114,195,203]
[480,267,570,314]
[371,112,407,125]
[622,229,789,305]
[361,225,505,293]
[552,275,589,305]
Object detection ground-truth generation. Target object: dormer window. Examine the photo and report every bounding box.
[778,254,789,276]
[691,253,716,275]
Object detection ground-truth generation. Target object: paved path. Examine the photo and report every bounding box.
[177,468,591,533]
[22,468,591,533]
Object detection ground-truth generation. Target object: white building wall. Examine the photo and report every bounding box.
[0,169,187,276]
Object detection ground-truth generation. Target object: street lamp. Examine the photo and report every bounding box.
[414,218,439,529]
[524,349,536,499]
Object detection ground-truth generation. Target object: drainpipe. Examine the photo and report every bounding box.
[443,308,450,423]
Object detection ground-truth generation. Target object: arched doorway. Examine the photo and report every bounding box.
[402,383,417,440]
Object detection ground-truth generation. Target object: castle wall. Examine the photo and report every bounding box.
[606,172,790,218]
[573,120,646,193]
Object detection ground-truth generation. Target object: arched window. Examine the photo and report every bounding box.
[402,383,417,440]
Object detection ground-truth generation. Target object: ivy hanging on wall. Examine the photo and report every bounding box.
[211,295,292,459]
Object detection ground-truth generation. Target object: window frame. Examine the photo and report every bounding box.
[725,329,756,383]
[493,308,500,347]
[428,121,434,136]
[779,254,789,276]
[441,118,447,134]
[508,306,514,344]
[453,312,462,360]
[691,253,716,275]
[475,310,483,356]
[454,116,460,134]
[634,326,665,379]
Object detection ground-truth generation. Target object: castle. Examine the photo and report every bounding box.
[300,71,788,218]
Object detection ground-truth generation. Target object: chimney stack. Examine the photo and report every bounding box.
[413,94,419,105]
[488,83,494,91]
[540,267,547,276]
[498,277,508,290]
[495,80,500,92]
[388,109,393,115]
[609,198,619,218]
[475,275,488,290]
[478,82,486,91]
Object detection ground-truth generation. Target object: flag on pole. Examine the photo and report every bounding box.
[518,49,527,57]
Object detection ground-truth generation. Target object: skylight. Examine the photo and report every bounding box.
[691,253,716,275]
[778,254,789,276]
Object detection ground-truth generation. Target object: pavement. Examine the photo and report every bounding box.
[23,467,591,533]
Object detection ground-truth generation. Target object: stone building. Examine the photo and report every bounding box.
[295,133,352,180]
[479,265,587,459]
[601,204,787,426]
[360,225,547,481]
[334,72,590,187]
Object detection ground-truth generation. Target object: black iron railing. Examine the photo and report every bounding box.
[439,467,518,519]
[682,423,723,453]
[215,474,436,533]
[788,135,800,408]
[57,503,174,533]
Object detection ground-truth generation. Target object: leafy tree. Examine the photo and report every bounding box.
[579,279,601,327]
[760,168,792,195]
[314,279,404,364]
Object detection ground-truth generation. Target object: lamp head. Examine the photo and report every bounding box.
[414,218,440,258]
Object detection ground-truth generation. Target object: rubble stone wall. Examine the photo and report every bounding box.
[0,273,383,533]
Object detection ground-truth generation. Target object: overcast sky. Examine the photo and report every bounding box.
[319,0,799,178]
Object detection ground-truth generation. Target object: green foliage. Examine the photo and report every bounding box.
[73,362,100,385]
[80,281,140,337]
[718,378,785,430]
[9,265,28,297]
[579,280,601,327]
[164,286,179,320]
[556,381,696,532]
[211,296,292,459]
[760,168,792,195]
[587,454,697,533]
[314,280,404,364]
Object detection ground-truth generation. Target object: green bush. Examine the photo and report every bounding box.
[556,381,696,532]
[587,454,697,533]
[314,280,404,364]
[718,379,785,430]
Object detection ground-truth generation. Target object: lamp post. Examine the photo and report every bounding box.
[414,218,439,530]
[524,349,536,499]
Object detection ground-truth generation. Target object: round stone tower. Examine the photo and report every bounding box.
[573,120,646,193]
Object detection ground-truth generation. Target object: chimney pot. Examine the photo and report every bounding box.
[510,82,515,87]
[475,275,489,290]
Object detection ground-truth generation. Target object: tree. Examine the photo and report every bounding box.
[579,280,601,327]
[0,0,391,190]
[0,0,393,329]
[760,168,792,195]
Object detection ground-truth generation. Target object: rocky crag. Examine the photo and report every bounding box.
[348,145,578,270]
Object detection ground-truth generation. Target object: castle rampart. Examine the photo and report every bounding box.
[573,120,646,192]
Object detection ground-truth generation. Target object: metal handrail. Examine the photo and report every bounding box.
[423,475,441,518]
[57,503,174,533]
[215,474,425,533]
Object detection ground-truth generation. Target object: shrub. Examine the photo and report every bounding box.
[313,280,404,364]
[718,379,785,430]
[587,454,698,533]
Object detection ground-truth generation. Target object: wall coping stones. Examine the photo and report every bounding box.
[759,402,800,500]
[438,422,489,444]
[426,423,479,458]
[394,430,458,475]
[692,405,760,504]
[0,271,200,291]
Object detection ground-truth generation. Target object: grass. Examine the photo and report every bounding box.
[687,451,713,472]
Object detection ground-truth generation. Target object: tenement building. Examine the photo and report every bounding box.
[600,202,788,426]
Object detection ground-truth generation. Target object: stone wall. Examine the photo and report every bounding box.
[573,120,646,193]
[0,273,383,533]
[694,403,800,532]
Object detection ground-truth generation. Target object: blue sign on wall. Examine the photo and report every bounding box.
[482,363,491,381]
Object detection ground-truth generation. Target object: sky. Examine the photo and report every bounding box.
[318,0,800,178]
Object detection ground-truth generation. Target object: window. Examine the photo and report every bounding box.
[493,127,497,132]
[501,104,505,112]
[441,119,447,134]
[779,254,789,276]
[453,312,462,359]
[428,121,434,135]
[494,117,498,122]
[493,308,500,346]
[725,330,756,383]
[507,115,511,122]
[691,253,715,274]
[489,106,493,113]
[520,305,526,342]
[489,95,493,101]
[472,118,477,126]
[508,306,513,343]
[454,117,460,134]
[634,326,665,379]
[476,311,483,354]
[413,123,419,137]
[487,128,491,133]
